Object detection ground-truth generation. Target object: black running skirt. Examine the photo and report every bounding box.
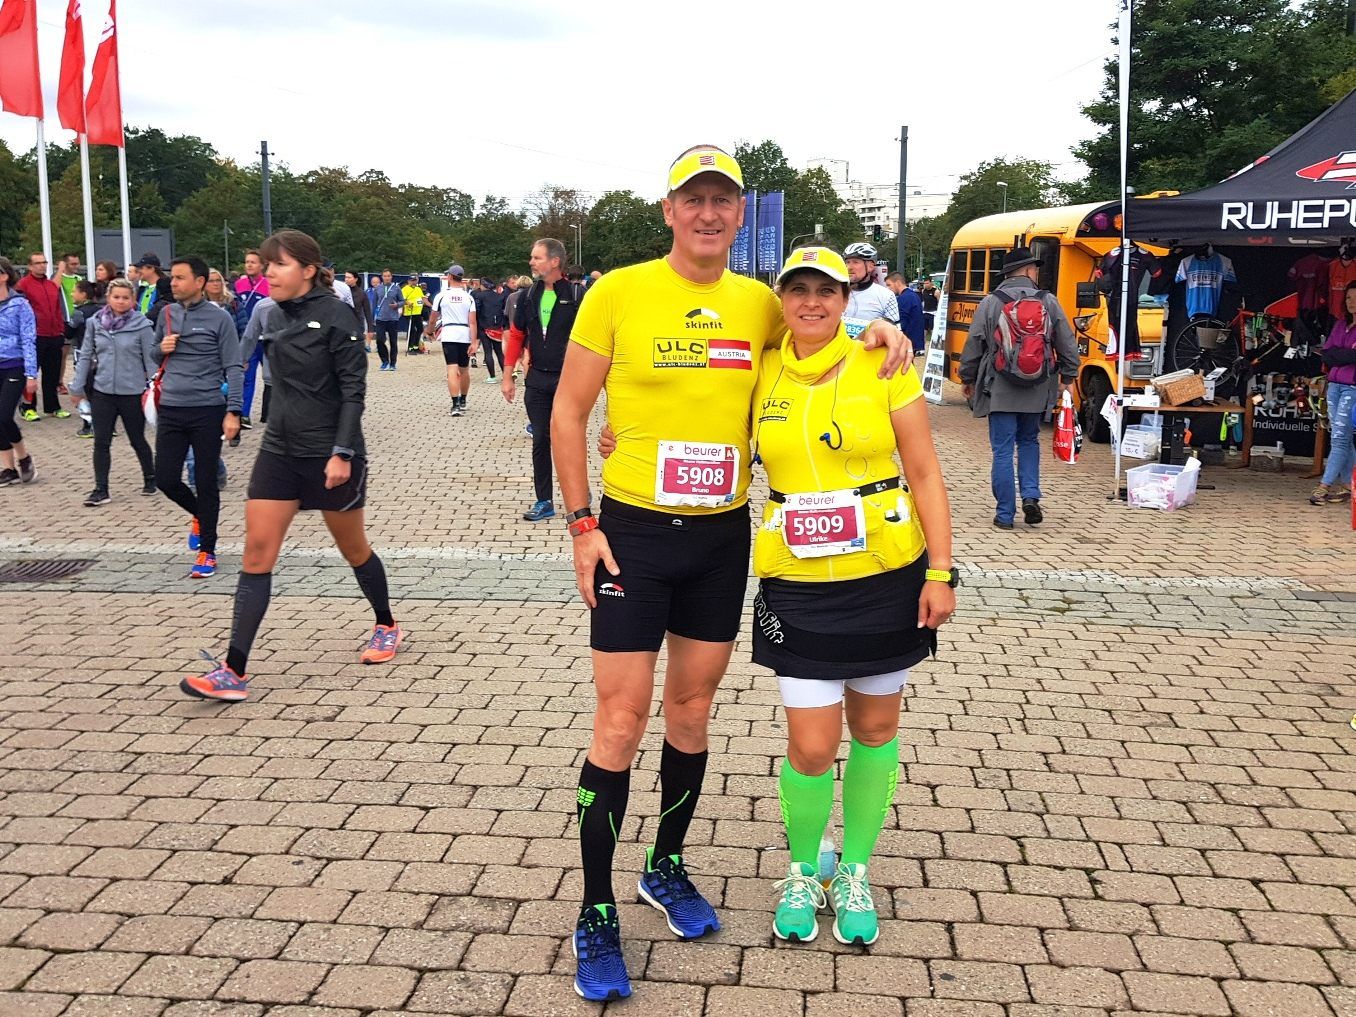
[752,556,937,681]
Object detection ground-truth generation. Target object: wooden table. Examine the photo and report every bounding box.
[1150,401,1255,468]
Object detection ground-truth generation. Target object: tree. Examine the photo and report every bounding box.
[732,140,798,194]
[172,165,267,268]
[1,141,39,259]
[124,127,219,212]
[1073,0,1356,197]
[523,185,591,239]
[584,190,668,270]
[452,196,533,279]
[785,166,861,250]
[944,158,1066,237]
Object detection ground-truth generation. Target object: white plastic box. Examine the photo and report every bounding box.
[1126,462,1199,511]
[1121,425,1161,460]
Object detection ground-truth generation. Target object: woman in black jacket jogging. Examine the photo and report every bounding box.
[181,229,404,703]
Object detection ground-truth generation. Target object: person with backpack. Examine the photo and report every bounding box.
[958,246,1078,530]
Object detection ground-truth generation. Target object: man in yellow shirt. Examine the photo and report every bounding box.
[400,275,425,354]
[551,145,910,1001]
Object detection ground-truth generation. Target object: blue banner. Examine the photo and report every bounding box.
[756,191,784,274]
[730,189,757,275]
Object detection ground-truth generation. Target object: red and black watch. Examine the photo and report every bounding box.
[565,506,597,538]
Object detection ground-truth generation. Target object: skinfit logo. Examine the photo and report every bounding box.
[685,308,722,329]
[598,583,625,598]
[1297,151,1356,185]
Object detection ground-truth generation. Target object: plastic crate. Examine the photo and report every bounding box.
[1126,462,1199,511]
[1121,425,1161,460]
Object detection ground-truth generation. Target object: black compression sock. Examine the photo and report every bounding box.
[226,571,272,675]
[577,759,630,909]
[352,553,395,628]
[652,740,708,861]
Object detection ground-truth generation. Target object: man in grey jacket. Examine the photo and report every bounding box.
[154,255,243,578]
[959,247,1079,530]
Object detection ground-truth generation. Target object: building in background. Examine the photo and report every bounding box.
[808,158,951,240]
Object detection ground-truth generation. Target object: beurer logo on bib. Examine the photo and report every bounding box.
[653,337,707,368]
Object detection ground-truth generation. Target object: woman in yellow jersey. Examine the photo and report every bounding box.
[752,247,955,948]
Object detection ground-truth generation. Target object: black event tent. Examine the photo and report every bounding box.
[1127,89,1356,247]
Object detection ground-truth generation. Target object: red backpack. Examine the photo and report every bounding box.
[992,286,1055,387]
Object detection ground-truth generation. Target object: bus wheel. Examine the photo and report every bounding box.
[1081,372,1112,444]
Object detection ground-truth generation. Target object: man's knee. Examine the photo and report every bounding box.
[593,702,648,766]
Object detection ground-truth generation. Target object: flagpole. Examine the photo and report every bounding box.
[1112,0,1132,500]
[117,141,132,272]
[79,135,96,273]
[34,119,53,267]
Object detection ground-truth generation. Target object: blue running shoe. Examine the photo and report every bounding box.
[522,500,555,522]
[187,517,201,551]
[637,847,720,939]
[573,904,631,1001]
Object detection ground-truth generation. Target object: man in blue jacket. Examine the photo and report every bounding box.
[886,272,926,355]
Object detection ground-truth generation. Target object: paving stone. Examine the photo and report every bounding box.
[118,955,237,999]
[216,959,328,1004]
[311,964,417,1009]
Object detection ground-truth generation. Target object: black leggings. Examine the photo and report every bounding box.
[524,382,556,503]
[480,335,504,377]
[0,371,25,450]
[20,337,64,414]
[155,403,224,555]
[374,321,400,367]
[405,317,423,350]
[90,389,154,491]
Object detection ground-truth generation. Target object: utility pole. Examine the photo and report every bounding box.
[896,127,908,274]
[223,221,233,272]
[1348,0,1355,35]
[260,141,274,235]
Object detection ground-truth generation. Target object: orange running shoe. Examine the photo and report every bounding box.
[360,623,403,664]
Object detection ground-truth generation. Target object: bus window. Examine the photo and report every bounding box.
[988,249,1007,292]
[967,249,987,292]
[1031,238,1059,293]
[951,249,969,292]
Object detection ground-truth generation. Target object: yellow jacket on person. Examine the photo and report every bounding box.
[752,327,927,582]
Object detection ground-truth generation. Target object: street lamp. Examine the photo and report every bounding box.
[997,181,1008,214]
[569,223,581,268]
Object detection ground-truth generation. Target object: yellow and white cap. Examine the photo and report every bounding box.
[667,147,744,193]
[776,246,851,286]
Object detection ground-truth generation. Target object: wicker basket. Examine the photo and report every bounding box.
[1152,370,1206,406]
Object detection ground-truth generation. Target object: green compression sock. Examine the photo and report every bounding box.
[778,758,834,867]
[841,737,899,867]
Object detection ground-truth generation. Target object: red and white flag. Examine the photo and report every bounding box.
[0,0,43,119]
[84,0,123,147]
[59,0,87,134]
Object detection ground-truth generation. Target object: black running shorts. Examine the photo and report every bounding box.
[442,342,469,367]
[247,449,367,511]
[590,496,750,653]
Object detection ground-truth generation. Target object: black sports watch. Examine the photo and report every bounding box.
[564,506,594,524]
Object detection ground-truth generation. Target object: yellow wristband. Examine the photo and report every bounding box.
[925,569,953,584]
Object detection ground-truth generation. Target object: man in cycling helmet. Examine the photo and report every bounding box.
[843,242,900,339]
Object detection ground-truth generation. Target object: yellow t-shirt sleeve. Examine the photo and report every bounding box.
[569,272,617,358]
[888,360,924,412]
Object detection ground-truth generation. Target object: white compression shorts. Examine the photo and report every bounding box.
[777,668,911,710]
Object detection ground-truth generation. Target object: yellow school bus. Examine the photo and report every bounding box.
[945,202,1167,442]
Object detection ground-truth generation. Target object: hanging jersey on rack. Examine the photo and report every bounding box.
[1096,247,1161,356]
[1288,253,1330,313]
[1175,252,1236,318]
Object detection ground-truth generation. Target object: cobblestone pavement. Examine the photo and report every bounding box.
[2,348,1354,1017]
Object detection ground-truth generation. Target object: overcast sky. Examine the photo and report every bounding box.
[2,0,1114,207]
